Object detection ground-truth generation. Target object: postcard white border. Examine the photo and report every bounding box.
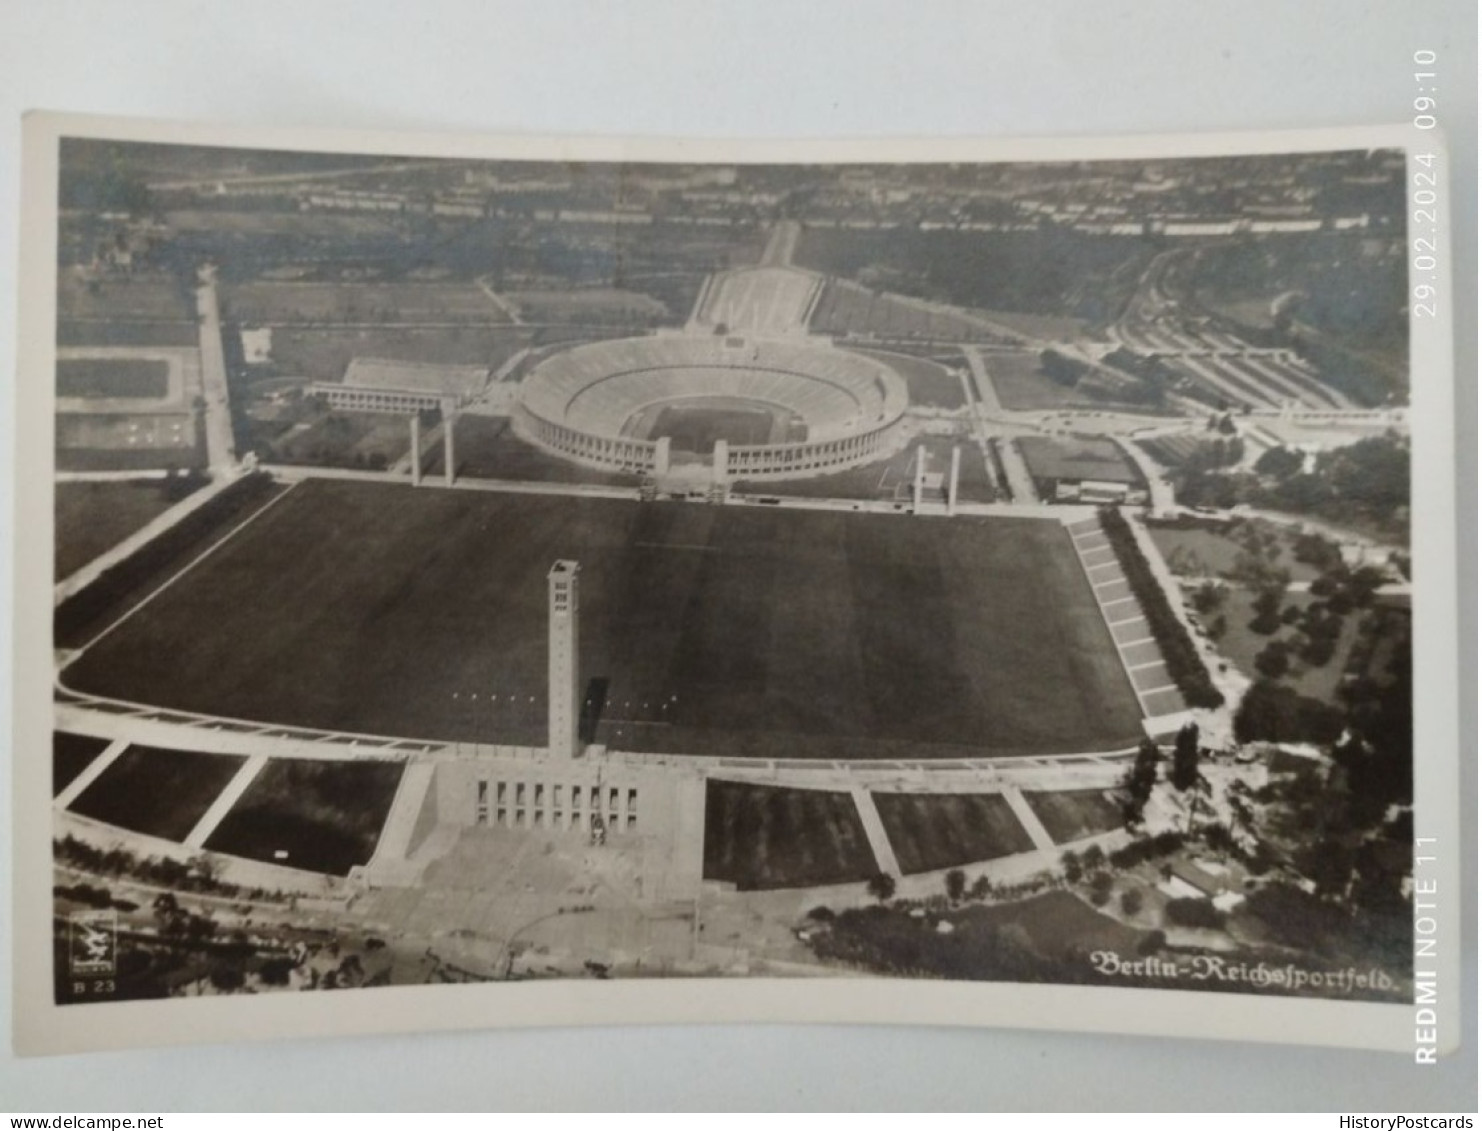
[12,111,1460,1057]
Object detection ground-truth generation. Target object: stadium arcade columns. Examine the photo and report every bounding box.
[409,414,421,486]
[948,445,961,516]
[441,398,456,486]
[912,445,924,512]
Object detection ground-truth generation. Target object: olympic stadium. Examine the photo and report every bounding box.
[513,334,909,480]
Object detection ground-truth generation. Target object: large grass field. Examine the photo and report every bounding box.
[55,473,286,649]
[1021,788,1124,845]
[55,478,204,579]
[650,405,779,452]
[53,732,111,797]
[808,281,996,343]
[872,792,1035,874]
[57,358,170,400]
[267,326,533,383]
[222,281,506,325]
[1190,586,1362,705]
[702,780,876,890]
[62,479,1142,758]
[852,348,966,410]
[67,745,246,841]
[203,757,405,876]
[983,349,1087,411]
[1144,518,1322,582]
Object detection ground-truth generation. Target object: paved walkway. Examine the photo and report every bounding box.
[55,472,241,600]
[1111,434,1177,513]
[475,275,524,323]
[761,220,802,267]
[849,786,903,877]
[1000,787,1058,853]
[183,751,267,848]
[194,268,238,472]
[995,435,1040,504]
[959,344,1004,413]
[54,738,128,810]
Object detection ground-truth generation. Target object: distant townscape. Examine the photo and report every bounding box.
[51,139,1412,1006]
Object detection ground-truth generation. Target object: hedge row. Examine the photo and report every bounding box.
[56,472,282,649]
[1098,506,1224,709]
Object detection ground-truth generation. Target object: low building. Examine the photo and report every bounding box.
[1017,436,1147,505]
[239,326,273,365]
[307,357,491,414]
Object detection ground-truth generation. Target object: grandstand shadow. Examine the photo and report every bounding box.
[579,676,610,744]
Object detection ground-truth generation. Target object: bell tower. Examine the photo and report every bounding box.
[547,560,581,758]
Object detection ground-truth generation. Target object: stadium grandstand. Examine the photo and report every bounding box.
[307,357,491,413]
[514,333,908,480]
[689,266,823,336]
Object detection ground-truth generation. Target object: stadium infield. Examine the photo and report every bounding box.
[62,479,1143,760]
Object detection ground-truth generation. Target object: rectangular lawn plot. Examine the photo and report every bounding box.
[203,758,405,876]
[854,349,966,410]
[873,791,1035,874]
[703,780,876,890]
[62,480,1142,759]
[68,745,245,841]
[57,358,171,399]
[53,732,111,796]
[1021,789,1125,845]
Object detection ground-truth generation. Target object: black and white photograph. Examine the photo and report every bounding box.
[13,116,1459,1061]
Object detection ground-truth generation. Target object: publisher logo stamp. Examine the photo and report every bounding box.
[68,910,117,976]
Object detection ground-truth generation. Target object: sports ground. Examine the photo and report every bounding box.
[63,478,1143,759]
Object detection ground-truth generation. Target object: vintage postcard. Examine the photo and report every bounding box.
[12,113,1461,1056]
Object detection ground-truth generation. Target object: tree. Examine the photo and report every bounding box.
[1171,722,1201,792]
[1122,738,1162,823]
[1191,582,1224,615]
[1235,679,1345,743]
[208,963,246,993]
[1088,872,1114,907]
[1254,639,1291,679]
[1254,446,1304,479]
[944,869,966,904]
[866,872,896,903]
[258,957,295,987]
[1060,851,1083,885]
[967,875,992,902]
[1248,589,1285,635]
[1120,888,1144,916]
[1164,897,1225,929]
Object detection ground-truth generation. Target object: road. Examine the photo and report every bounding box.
[195,267,238,473]
[959,344,1004,413]
[995,436,1039,505]
[475,275,525,323]
[148,159,448,193]
[760,220,802,266]
[1111,434,1177,512]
